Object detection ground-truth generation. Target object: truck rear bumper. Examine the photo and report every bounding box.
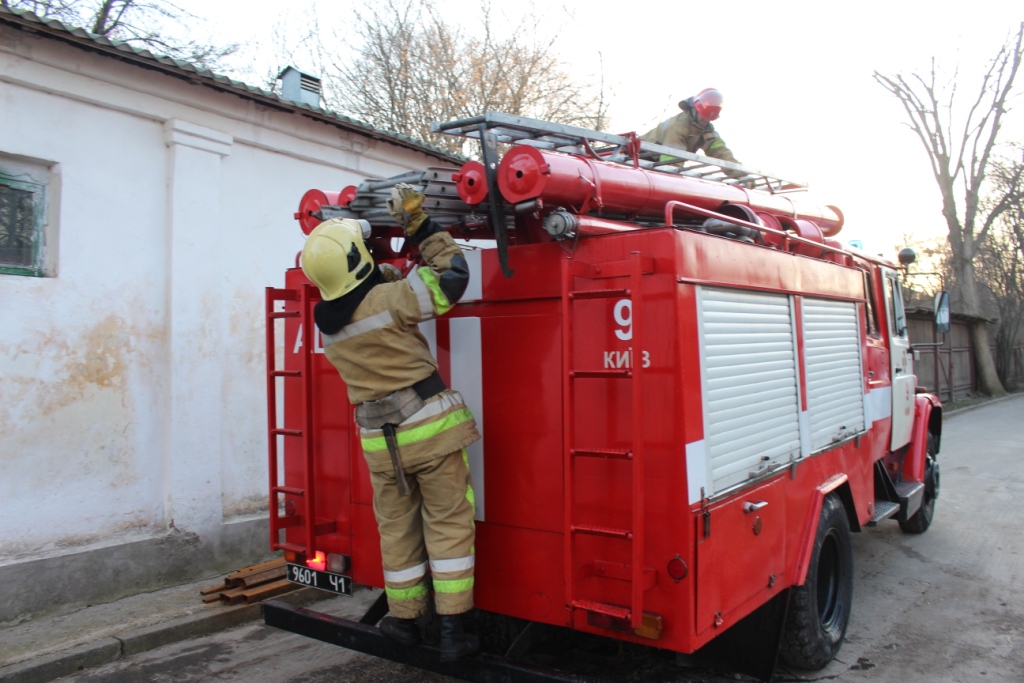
[262,599,603,683]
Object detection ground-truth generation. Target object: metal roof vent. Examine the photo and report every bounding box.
[278,66,321,108]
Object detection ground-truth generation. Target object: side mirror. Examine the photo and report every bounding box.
[934,290,950,334]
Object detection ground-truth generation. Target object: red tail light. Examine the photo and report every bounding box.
[306,551,326,571]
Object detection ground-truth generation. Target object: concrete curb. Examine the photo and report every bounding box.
[0,639,122,683]
[943,392,1023,419]
[0,588,327,683]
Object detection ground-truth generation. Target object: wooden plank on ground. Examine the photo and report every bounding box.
[201,556,294,605]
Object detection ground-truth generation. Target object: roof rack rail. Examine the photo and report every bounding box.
[431,111,807,194]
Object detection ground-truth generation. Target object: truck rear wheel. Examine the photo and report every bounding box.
[780,493,853,670]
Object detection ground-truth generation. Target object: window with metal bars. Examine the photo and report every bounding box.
[0,159,49,277]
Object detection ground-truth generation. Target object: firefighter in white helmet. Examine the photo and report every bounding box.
[641,88,745,177]
[301,184,480,662]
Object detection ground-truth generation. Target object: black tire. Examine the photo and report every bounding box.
[780,493,854,670]
[899,434,939,534]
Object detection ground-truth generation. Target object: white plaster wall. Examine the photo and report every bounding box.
[0,27,446,563]
[0,80,169,558]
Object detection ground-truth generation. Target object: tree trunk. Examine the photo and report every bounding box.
[969,320,1005,396]
[958,258,1007,396]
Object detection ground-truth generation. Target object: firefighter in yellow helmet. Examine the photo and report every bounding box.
[301,184,480,662]
[641,88,745,177]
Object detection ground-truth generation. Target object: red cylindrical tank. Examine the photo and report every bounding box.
[492,146,844,235]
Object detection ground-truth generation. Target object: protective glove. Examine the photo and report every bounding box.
[386,183,427,237]
[379,263,403,282]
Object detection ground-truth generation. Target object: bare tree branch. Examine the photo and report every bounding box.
[316,0,609,155]
[978,147,1024,387]
[873,22,1024,396]
[8,0,238,70]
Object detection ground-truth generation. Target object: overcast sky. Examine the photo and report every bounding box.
[179,0,1023,257]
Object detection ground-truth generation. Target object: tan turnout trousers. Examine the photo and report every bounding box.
[373,448,476,618]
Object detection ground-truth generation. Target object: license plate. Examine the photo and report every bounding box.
[286,563,353,596]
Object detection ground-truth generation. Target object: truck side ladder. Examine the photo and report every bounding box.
[265,285,336,559]
[561,252,653,630]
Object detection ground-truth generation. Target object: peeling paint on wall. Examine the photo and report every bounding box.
[222,494,268,518]
[0,309,167,557]
[4,313,130,413]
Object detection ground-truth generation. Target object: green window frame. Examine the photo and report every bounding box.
[0,168,47,277]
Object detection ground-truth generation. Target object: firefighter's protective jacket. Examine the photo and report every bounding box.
[641,97,740,165]
[315,224,481,474]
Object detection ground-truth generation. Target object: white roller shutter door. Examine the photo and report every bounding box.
[699,287,801,494]
[803,298,865,451]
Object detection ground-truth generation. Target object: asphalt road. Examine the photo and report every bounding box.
[56,396,1024,683]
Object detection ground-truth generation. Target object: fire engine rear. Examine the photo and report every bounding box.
[262,112,944,682]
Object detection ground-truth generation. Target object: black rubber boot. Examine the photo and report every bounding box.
[439,613,479,662]
[379,616,419,647]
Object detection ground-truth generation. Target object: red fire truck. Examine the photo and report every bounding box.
[263,113,944,682]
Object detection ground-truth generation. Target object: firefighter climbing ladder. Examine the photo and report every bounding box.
[432,111,807,193]
[264,285,336,559]
[561,252,654,630]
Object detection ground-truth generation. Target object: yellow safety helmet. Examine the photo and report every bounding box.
[301,218,374,301]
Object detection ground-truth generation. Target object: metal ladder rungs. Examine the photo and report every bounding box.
[273,486,305,496]
[266,285,322,565]
[571,600,630,620]
[570,288,630,300]
[277,515,337,536]
[572,448,632,460]
[274,542,307,553]
[572,525,633,540]
[561,254,647,632]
